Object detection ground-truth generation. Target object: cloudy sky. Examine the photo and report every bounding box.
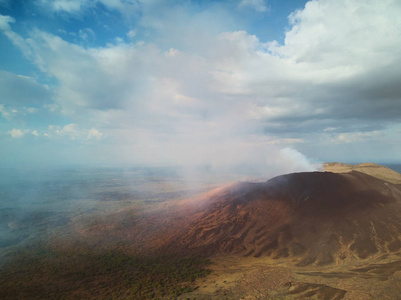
[1,0,401,168]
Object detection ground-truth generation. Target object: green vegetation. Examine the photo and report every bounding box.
[0,243,212,299]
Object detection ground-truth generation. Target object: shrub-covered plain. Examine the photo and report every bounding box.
[0,243,211,299]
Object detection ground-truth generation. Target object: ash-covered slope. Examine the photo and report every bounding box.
[179,171,401,265]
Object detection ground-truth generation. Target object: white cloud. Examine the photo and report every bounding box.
[87,128,103,140]
[332,131,382,144]
[46,124,81,139]
[165,48,178,57]
[45,124,103,141]
[276,0,401,72]
[0,104,29,119]
[32,130,39,136]
[127,29,136,38]
[13,31,157,113]
[0,14,14,31]
[78,28,95,43]
[0,104,10,119]
[9,129,28,138]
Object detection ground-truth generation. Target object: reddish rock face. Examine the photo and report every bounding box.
[177,171,401,265]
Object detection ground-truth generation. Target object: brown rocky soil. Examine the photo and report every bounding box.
[73,164,401,299]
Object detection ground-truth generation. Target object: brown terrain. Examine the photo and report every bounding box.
[4,163,401,299]
[70,163,401,299]
[177,171,401,263]
[323,162,401,184]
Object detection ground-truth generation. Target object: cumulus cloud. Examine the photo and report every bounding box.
[9,129,28,138]
[217,0,401,132]
[44,124,104,141]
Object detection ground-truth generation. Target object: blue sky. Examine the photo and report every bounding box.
[1,0,401,170]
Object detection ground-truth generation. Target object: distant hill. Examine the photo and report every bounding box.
[324,162,401,184]
[173,169,401,265]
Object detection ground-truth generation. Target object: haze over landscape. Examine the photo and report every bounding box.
[2,0,401,299]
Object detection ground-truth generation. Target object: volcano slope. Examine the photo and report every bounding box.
[167,169,401,299]
[178,171,401,265]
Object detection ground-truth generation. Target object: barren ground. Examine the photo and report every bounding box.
[2,164,401,299]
